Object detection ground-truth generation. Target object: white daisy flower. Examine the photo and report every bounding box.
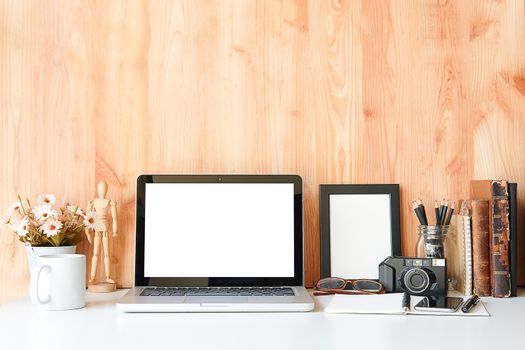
[3,201,23,223]
[12,217,30,237]
[83,211,98,230]
[36,194,56,206]
[33,205,58,222]
[41,219,62,237]
[7,200,23,213]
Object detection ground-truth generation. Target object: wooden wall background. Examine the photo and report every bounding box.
[2,0,525,303]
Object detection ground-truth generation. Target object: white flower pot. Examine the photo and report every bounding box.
[25,244,77,273]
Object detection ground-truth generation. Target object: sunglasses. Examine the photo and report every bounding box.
[314,277,385,296]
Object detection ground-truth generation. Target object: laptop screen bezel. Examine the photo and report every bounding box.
[134,174,303,287]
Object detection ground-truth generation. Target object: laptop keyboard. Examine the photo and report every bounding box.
[140,287,295,297]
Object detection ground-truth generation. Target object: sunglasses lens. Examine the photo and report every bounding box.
[318,278,345,289]
[354,280,383,292]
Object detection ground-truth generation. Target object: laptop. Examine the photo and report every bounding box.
[117,174,314,312]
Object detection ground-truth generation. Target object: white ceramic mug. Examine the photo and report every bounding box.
[30,254,86,310]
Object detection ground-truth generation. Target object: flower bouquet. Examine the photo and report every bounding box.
[3,194,97,247]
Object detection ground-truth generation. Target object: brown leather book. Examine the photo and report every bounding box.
[470,180,511,297]
[492,186,511,297]
[470,200,491,296]
[508,183,518,297]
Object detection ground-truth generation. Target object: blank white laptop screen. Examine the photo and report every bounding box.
[144,183,295,277]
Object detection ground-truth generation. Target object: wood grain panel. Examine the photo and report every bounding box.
[0,0,95,303]
[1,0,525,303]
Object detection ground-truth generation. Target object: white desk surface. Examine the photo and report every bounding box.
[1,289,524,350]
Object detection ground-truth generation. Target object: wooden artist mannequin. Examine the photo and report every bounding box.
[85,181,118,292]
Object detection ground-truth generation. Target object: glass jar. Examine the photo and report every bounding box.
[416,225,450,259]
[416,225,458,290]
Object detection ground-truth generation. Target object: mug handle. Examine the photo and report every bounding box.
[30,265,51,305]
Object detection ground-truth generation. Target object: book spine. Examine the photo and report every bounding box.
[491,181,511,298]
[463,215,473,296]
[508,183,518,297]
[471,200,491,296]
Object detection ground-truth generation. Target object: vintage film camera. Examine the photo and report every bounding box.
[378,256,447,296]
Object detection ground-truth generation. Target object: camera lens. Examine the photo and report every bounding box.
[402,268,431,294]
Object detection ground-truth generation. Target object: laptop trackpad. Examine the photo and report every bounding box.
[185,296,249,304]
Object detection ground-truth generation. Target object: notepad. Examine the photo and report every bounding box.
[324,293,490,316]
[450,214,474,296]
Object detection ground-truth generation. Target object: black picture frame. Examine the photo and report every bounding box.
[319,184,401,279]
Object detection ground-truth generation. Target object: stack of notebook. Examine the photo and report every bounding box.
[448,180,518,298]
[451,181,518,298]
